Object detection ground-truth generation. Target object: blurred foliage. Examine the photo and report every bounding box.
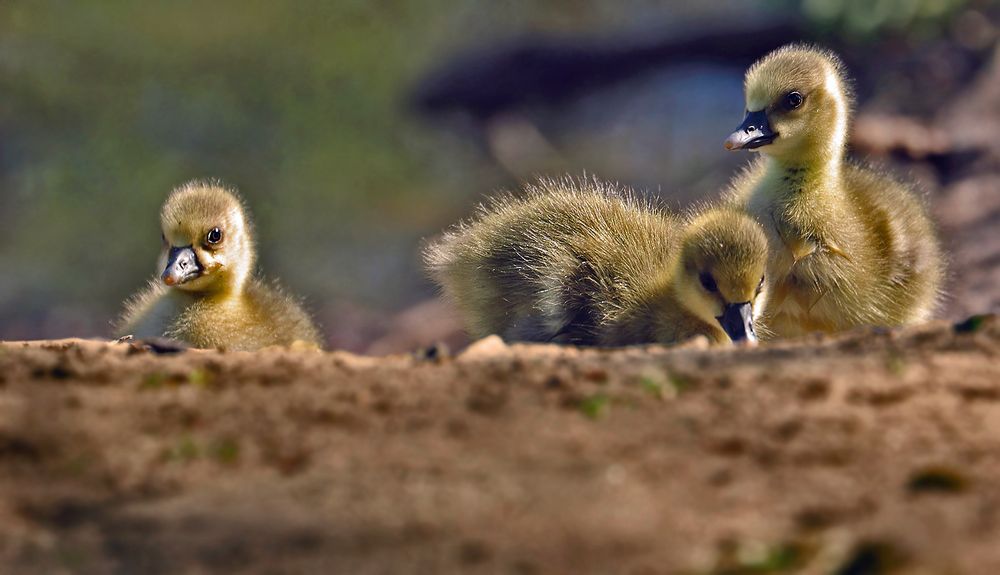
[778,0,973,38]
[0,0,465,337]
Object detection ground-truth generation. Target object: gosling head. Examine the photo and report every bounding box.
[157,181,255,294]
[724,44,852,163]
[675,209,769,344]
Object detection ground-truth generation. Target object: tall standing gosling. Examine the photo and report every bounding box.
[723,44,943,338]
[426,178,770,346]
[117,181,323,350]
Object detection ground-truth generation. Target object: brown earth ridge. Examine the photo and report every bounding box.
[1,315,999,574]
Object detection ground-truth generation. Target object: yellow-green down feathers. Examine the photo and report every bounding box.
[117,181,322,350]
[426,177,770,346]
[726,44,943,337]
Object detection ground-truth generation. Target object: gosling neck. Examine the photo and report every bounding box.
[212,275,247,298]
[765,76,850,199]
[762,133,844,201]
[214,239,255,298]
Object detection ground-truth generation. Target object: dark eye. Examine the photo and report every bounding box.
[206,227,223,245]
[783,91,803,111]
[699,272,718,293]
[756,276,765,295]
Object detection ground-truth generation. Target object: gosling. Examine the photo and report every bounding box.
[723,44,943,338]
[117,181,323,350]
[426,178,770,346]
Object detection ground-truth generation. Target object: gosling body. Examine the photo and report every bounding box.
[426,178,769,346]
[118,181,322,350]
[724,45,943,337]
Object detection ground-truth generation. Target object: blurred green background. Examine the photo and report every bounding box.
[0,0,994,351]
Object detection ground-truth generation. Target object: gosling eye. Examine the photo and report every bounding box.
[699,272,718,293]
[782,91,804,111]
[205,227,224,246]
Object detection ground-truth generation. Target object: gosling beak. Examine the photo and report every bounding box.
[724,109,777,151]
[716,302,757,344]
[161,246,202,286]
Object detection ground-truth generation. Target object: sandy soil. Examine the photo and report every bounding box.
[1,316,998,574]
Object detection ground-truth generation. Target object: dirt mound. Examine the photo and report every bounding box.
[1,316,998,574]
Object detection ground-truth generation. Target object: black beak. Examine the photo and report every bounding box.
[716,302,757,344]
[724,109,777,151]
[161,246,202,286]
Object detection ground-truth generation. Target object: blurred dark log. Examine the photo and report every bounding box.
[851,44,999,178]
[852,115,952,160]
[412,20,802,121]
[851,114,983,183]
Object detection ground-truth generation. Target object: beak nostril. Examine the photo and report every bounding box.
[728,110,775,151]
